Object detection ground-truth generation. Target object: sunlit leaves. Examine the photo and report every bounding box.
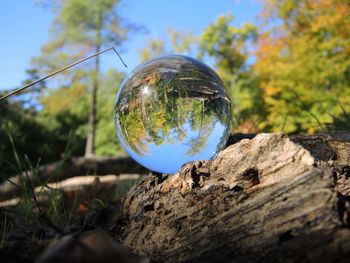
[198,14,265,132]
[139,29,197,62]
[255,0,350,132]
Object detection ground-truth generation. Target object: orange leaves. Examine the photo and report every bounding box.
[144,73,159,86]
[254,0,350,132]
[40,83,88,115]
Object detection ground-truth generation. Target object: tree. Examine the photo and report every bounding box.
[139,16,266,132]
[198,14,267,132]
[33,0,133,156]
[0,99,49,179]
[0,70,62,180]
[37,69,126,157]
[139,29,196,62]
[254,0,350,132]
[95,69,126,155]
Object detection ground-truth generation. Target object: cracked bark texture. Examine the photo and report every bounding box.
[115,132,350,263]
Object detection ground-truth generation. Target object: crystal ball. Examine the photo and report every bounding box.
[114,55,231,174]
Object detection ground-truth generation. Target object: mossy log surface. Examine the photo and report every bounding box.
[115,132,350,263]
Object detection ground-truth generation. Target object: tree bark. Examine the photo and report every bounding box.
[84,49,99,157]
[115,132,350,263]
[85,9,103,157]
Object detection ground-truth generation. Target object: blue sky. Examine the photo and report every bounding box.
[0,0,261,91]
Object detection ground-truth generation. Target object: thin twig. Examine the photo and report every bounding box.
[23,169,64,234]
[0,170,22,190]
[0,47,127,100]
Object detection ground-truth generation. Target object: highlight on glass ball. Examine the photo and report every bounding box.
[114,55,232,174]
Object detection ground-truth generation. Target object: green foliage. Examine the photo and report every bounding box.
[139,29,196,62]
[2,0,350,181]
[198,14,266,132]
[31,0,133,156]
[139,38,166,62]
[0,96,88,181]
[198,14,257,78]
[255,0,350,132]
[0,101,52,177]
[95,70,125,155]
[138,15,267,132]
[35,69,125,157]
[33,0,130,69]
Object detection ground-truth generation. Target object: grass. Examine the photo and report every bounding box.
[0,127,141,250]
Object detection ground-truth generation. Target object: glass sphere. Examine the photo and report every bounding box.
[114,55,231,174]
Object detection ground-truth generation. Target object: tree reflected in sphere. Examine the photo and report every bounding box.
[114,55,231,174]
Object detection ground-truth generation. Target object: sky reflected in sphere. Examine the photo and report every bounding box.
[114,55,231,174]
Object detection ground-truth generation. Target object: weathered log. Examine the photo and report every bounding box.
[115,132,350,263]
[0,174,141,207]
[0,156,147,201]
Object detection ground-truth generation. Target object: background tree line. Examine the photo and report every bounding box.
[1,0,349,177]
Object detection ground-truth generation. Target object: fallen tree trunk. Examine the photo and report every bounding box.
[115,132,350,263]
[0,156,147,201]
[0,174,142,207]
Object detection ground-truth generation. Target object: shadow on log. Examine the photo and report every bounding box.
[114,132,350,263]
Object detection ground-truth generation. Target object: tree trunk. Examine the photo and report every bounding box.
[114,132,350,263]
[85,48,99,157]
[85,11,103,157]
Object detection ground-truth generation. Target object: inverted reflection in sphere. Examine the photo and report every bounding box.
[114,55,231,174]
